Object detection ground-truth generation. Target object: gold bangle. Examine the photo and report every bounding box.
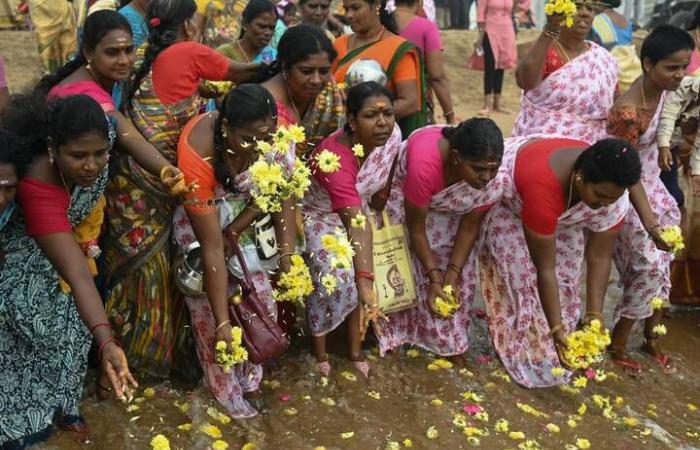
[442,111,455,118]
[214,320,231,334]
[159,165,173,181]
[547,323,564,337]
[585,311,604,321]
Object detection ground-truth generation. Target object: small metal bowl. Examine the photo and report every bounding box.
[175,241,204,297]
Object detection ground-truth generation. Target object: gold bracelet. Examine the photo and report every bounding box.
[159,165,173,181]
[547,323,564,337]
[214,320,231,334]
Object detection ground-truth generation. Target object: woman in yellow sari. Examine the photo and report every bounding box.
[332,0,427,136]
[26,0,78,72]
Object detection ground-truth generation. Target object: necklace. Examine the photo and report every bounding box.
[284,82,305,122]
[554,39,571,63]
[236,40,251,63]
[350,25,385,51]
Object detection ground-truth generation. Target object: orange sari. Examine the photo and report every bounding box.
[332,34,427,136]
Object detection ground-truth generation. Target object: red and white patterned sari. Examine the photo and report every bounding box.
[512,42,618,144]
[378,125,507,356]
[479,136,630,388]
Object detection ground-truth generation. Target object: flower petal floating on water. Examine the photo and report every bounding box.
[284,407,298,416]
[575,438,591,449]
[430,398,443,406]
[366,391,381,400]
[461,391,484,403]
[508,431,526,440]
[151,434,170,450]
[623,417,639,427]
[463,404,483,415]
[143,387,156,398]
[406,348,420,358]
[340,371,357,382]
[212,440,229,450]
[688,403,698,411]
[545,423,560,433]
[402,438,413,447]
[518,439,541,450]
[340,431,354,439]
[385,442,401,450]
[475,412,489,422]
[433,358,453,369]
[198,423,222,439]
[241,443,257,450]
[207,406,232,425]
[453,414,468,428]
[517,402,549,418]
[494,419,510,433]
[320,397,336,406]
[126,405,140,413]
[426,426,439,439]
[176,423,192,431]
[577,403,587,416]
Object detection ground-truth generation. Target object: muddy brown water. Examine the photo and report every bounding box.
[38,299,700,450]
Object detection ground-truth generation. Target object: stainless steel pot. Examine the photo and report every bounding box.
[175,241,204,297]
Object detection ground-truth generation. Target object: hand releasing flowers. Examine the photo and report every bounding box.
[214,326,248,373]
[248,125,311,213]
[434,285,460,318]
[544,0,577,27]
[273,255,314,302]
[562,319,611,370]
[659,225,685,255]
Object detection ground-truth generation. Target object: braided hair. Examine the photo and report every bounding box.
[37,10,132,94]
[441,118,504,162]
[574,138,641,188]
[127,0,197,106]
[212,84,277,191]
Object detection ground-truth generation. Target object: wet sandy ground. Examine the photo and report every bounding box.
[37,287,700,450]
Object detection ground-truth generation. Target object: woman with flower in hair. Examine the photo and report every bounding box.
[173,84,297,416]
[0,93,138,448]
[378,118,506,362]
[513,1,616,143]
[479,136,641,388]
[606,25,695,373]
[303,81,397,377]
[100,0,259,382]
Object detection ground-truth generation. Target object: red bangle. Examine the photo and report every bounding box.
[355,270,375,282]
[97,337,120,361]
[90,322,111,334]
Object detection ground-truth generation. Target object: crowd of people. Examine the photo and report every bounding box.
[0,0,699,448]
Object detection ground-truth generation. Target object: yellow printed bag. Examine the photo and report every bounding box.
[370,210,417,313]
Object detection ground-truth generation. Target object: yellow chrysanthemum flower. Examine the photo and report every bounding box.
[212,440,229,450]
[176,423,192,431]
[315,149,341,173]
[544,0,577,28]
[545,423,560,433]
[494,418,509,433]
[551,367,566,377]
[321,274,337,294]
[576,438,591,449]
[274,254,314,302]
[652,324,667,336]
[385,442,401,450]
[650,297,665,310]
[143,387,156,398]
[426,426,439,439]
[508,431,526,440]
[403,438,413,447]
[150,434,170,450]
[340,431,355,439]
[352,143,365,158]
[198,423,222,439]
[660,225,685,255]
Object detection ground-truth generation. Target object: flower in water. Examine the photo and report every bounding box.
[572,376,588,388]
[340,371,357,382]
[385,442,401,450]
[402,438,413,447]
[467,437,481,446]
[430,398,443,406]
[688,403,698,411]
[623,417,639,427]
[576,438,591,449]
[176,423,192,431]
[577,403,587,416]
[315,149,341,173]
[463,404,483,415]
[406,348,420,358]
[340,431,354,439]
[545,423,560,433]
[508,431,526,440]
[211,440,229,450]
[198,423,222,439]
[242,444,257,450]
[143,387,156,398]
[494,418,510,433]
[426,426,439,439]
[150,434,170,450]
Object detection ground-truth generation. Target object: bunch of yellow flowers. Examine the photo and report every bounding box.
[544,0,577,27]
[435,285,460,318]
[321,227,355,269]
[248,125,311,213]
[214,326,248,373]
[202,80,233,96]
[562,319,611,369]
[659,225,685,255]
[273,254,315,302]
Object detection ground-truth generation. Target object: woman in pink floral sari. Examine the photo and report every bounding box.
[303,81,400,377]
[479,136,641,388]
[606,26,695,373]
[172,85,297,417]
[513,2,616,143]
[377,119,506,360]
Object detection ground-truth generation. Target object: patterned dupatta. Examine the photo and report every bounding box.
[512,43,618,145]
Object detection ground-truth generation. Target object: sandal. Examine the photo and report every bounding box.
[642,335,676,374]
[608,349,643,374]
[58,415,90,444]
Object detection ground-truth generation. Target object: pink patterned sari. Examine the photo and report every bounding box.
[479,136,630,388]
[378,125,507,356]
[612,95,680,320]
[302,125,402,336]
[512,43,618,144]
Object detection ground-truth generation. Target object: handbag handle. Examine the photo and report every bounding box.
[222,229,255,292]
[369,209,392,232]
